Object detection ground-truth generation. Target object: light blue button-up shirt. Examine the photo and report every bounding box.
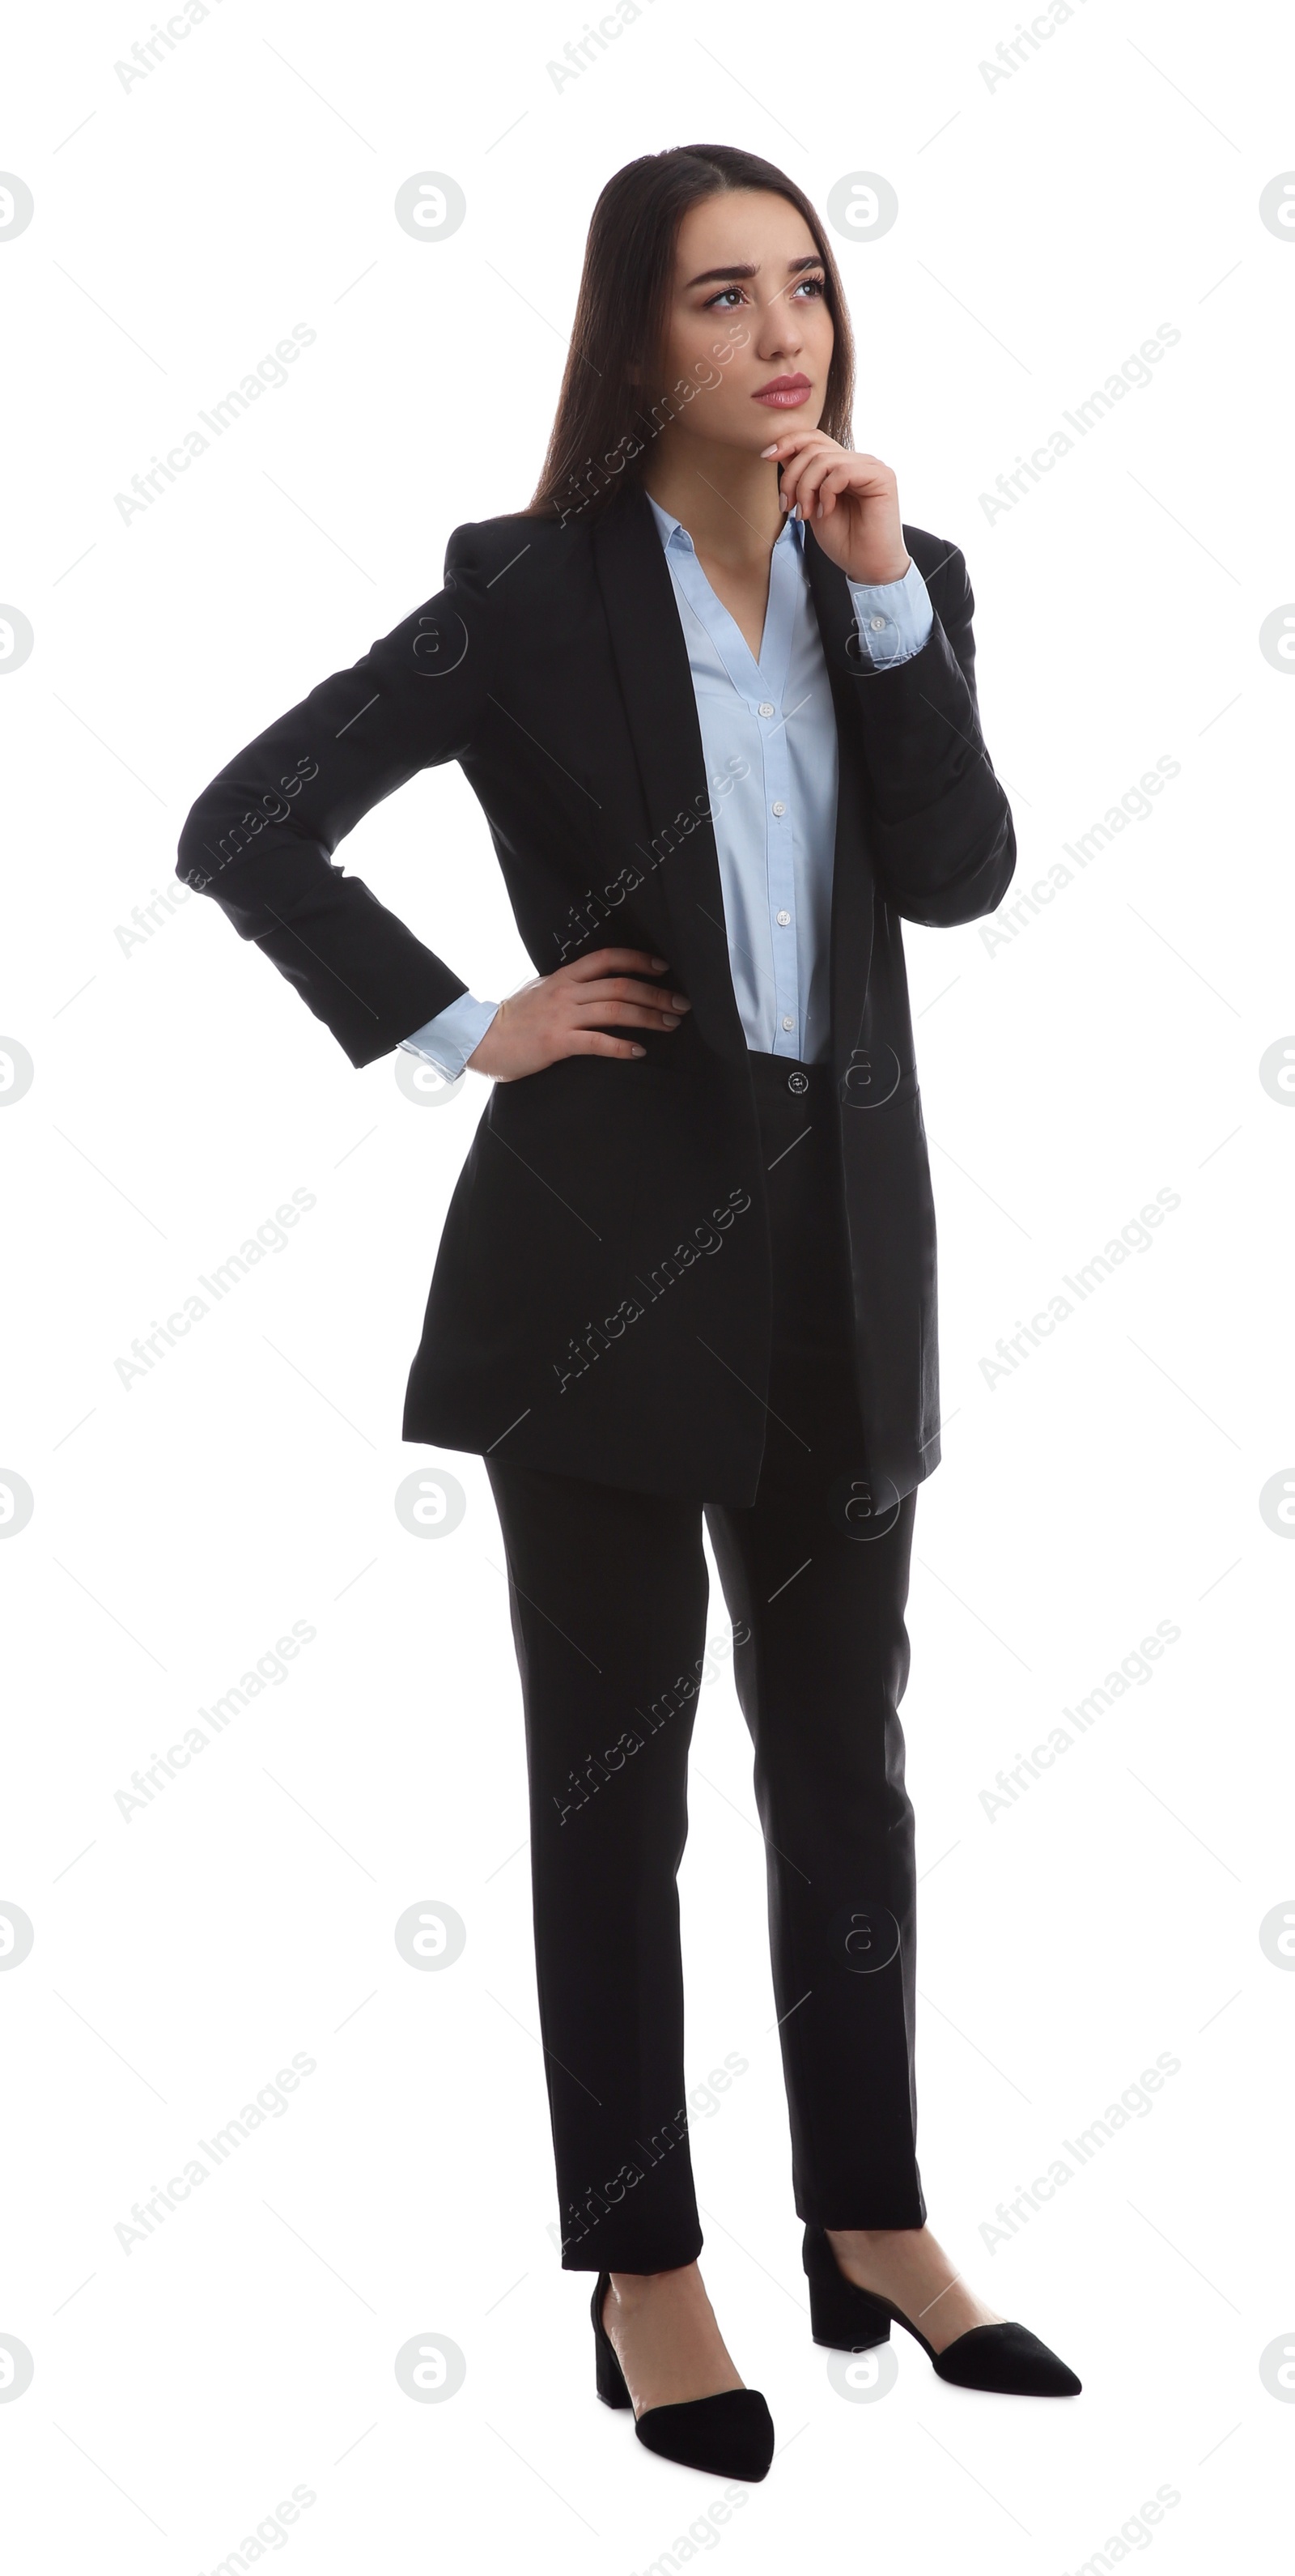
[402,498,932,1076]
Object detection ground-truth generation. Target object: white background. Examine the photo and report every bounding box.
[2,1,1293,2568]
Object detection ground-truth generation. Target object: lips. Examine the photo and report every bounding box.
[753,373,813,407]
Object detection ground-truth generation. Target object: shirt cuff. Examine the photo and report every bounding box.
[846,555,933,669]
[401,992,500,1080]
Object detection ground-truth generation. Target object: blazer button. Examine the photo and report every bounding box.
[788,1070,809,1095]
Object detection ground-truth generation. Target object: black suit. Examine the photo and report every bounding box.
[176,485,1014,1511]
[484,1049,929,2268]
[177,487,1015,2264]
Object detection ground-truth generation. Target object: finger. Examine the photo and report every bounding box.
[563,946,670,981]
[771,435,834,508]
[781,459,834,516]
[575,976,690,1010]
[786,452,850,519]
[759,431,829,465]
[565,1031,648,1060]
[781,449,886,507]
[813,462,857,521]
[800,460,888,522]
[573,1001,685,1030]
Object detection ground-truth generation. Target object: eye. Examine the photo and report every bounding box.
[792,273,826,299]
[702,284,747,310]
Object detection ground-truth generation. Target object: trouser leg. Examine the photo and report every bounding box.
[484,1455,710,2272]
[706,1481,923,2225]
[703,1051,927,2226]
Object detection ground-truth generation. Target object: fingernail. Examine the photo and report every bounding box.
[631,1045,646,1056]
[672,995,690,1010]
[759,443,779,458]
[651,956,669,970]
[661,1014,678,1028]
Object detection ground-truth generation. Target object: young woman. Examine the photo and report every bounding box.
[178,142,1080,2483]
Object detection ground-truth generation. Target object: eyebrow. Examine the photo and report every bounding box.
[683,254,825,289]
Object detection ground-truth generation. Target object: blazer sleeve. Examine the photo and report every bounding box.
[845,538,1017,930]
[175,522,497,1068]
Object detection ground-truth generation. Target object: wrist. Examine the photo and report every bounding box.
[467,997,505,1073]
[849,551,911,587]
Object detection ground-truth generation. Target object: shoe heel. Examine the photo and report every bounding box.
[596,2333,633,2408]
[803,2227,892,2353]
[592,2273,634,2410]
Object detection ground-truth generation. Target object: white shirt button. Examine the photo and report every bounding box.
[781,1015,795,1031]
[758,701,775,718]
[771,800,787,817]
[869,615,888,631]
[775,909,791,926]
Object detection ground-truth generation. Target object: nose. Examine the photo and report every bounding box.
[755,293,803,363]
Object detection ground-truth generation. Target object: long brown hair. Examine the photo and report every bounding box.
[525,144,855,525]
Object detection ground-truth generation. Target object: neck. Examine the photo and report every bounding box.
[641,439,784,569]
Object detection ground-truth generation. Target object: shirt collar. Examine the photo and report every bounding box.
[643,487,804,557]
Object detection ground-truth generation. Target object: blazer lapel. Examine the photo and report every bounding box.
[801,525,878,1072]
[591,484,747,1061]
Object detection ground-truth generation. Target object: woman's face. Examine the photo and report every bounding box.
[648,188,835,462]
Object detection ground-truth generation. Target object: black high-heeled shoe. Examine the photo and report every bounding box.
[802,2224,1081,2396]
[592,2272,775,2480]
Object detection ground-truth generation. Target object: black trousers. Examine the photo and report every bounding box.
[486,1050,925,2272]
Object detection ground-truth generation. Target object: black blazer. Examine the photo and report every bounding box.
[176,483,1015,1508]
